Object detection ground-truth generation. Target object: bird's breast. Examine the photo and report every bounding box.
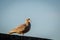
[22,23,31,33]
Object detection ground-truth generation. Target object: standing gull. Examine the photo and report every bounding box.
[8,18,31,35]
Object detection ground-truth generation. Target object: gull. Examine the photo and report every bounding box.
[8,18,31,35]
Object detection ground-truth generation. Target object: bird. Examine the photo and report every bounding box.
[8,18,31,35]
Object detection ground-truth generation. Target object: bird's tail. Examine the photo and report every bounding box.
[8,31,16,35]
[8,32,14,35]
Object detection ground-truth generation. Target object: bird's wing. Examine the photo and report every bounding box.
[9,24,26,33]
[14,24,26,31]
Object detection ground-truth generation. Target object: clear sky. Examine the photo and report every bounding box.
[0,0,60,40]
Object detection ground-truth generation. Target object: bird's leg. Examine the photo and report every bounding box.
[22,34,24,40]
[22,34,24,36]
[20,34,24,40]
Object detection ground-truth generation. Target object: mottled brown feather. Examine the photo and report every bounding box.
[8,18,31,35]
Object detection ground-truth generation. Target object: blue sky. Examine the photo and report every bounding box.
[0,0,60,40]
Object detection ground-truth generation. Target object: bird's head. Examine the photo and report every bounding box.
[25,18,31,26]
[26,18,30,23]
[25,18,31,24]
